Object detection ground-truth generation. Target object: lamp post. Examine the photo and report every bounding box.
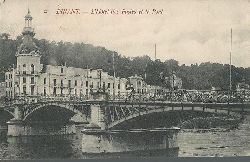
[12,64,15,100]
[113,52,116,100]
[229,28,233,102]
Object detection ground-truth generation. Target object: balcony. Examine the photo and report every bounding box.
[16,71,39,76]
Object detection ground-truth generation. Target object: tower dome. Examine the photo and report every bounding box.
[25,9,33,20]
[17,9,40,56]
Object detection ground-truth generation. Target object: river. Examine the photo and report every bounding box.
[0,116,250,159]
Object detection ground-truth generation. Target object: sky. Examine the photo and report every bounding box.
[0,0,249,67]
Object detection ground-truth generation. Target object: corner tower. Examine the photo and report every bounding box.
[16,9,42,96]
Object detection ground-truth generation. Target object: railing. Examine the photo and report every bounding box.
[109,90,250,103]
[2,89,250,106]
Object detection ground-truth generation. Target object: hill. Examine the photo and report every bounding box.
[0,33,250,90]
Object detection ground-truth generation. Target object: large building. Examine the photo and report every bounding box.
[165,72,182,90]
[127,75,148,94]
[5,10,127,100]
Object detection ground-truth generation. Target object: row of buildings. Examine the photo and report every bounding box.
[3,10,182,101]
[3,10,249,101]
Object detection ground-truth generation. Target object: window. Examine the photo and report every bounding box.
[113,83,115,89]
[118,84,120,89]
[31,77,34,84]
[31,64,34,74]
[107,83,110,88]
[75,80,77,86]
[61,80,63,87]
[53,79,56,86]
[53,87,56,95]
[31,85,35,95]
[61,67,64,73]
[23,64,26,68]
[23,71,26,74]
[75,89,77,95]
[5,75,8,80]
[23,85,26,95]
[103,82,105,88]
[138,81,141,86]
[86,81,88,87]
[86,89,88,95]
[44,78,46,84]
[61,88,63,95]
[44,88,46,95]
[68,80,71,88]
[23,77,26,84]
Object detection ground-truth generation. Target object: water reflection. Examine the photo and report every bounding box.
[0,117,250,159]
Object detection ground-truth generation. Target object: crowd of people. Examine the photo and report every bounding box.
[125,89,250,103]
[2,89,250,105]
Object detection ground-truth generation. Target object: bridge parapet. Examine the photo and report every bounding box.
[2,89,250,107]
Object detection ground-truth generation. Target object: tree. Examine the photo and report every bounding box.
[0,33,250,90]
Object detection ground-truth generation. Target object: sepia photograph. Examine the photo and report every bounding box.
[0,0,250,160]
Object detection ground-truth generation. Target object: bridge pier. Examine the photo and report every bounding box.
[7,107,25,136]
[7,119,25,136]
[89,104,106,130]
[86,92,108,130]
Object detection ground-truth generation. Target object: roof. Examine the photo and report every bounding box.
[25,9,33,20]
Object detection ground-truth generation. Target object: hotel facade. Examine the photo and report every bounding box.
[5,10,127,100]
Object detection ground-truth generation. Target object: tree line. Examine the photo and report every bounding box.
[1,33,250,90]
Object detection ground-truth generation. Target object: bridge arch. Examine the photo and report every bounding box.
[0,108,15,124]
[3,109,15,118]
[23,102,85,122]
[107,105,242,129]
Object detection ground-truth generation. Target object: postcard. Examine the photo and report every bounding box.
[0,0,249,160]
